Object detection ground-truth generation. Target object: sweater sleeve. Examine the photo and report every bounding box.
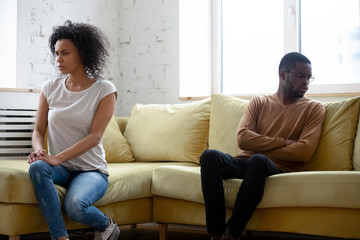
[262,102,326,162]
[236,96,286,152]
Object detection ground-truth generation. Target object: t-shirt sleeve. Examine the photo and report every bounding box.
[41,79,52,99]
[99,80,117,100]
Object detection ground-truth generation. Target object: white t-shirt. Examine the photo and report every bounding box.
[42,77,117,175]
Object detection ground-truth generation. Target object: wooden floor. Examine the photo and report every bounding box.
[0,224,210,240]
[0,223,354,240]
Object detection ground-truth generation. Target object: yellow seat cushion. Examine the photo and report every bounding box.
[97,162,196,206]
[152,165,360,209]
[305,96,360,171]
[152,165,202,203]
[124,99,211,164]
[0,160,66,204]
[0,160,195,206]
[0,161,35,203]
[102,116,134,163]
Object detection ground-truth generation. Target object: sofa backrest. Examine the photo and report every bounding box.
[123,99,211,164]
[207,94,360,171]
[353,110,360,170]
[304,96,360,171]
[102,116,134,163]
[115,117,129,134]
[110,94,360,171]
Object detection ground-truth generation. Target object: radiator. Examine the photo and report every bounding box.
[0,109,37,160]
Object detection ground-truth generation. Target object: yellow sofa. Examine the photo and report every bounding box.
[0,93,359,240]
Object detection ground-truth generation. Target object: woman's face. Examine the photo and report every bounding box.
[55,39,84,75]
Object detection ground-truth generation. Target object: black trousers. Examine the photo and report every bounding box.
[200,149,282,237]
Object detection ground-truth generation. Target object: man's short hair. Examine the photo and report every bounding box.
[279,52,311,73]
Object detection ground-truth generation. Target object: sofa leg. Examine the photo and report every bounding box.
[9,236,20,240]
[245,230,253,239]
[158,223,168,240]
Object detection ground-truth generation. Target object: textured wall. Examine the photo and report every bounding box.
[17,0,121,88]
[116,0,180,116]
[16,0,180,116]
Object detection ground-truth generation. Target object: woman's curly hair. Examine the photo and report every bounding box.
[49,20,109,78]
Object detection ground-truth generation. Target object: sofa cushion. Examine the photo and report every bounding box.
[151,165,360,209]
[353,106,360,170]
[152,165,203,203]
[0,160,66,204]
[124,99,211,164]
[305,96,360,171]
[208,94,249,156]
[96,162,196,206]
[102,116,134,163]
[0,160,195,206]
[0,161,34,203]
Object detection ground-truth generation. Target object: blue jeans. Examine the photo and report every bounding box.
[200,149,282,237]
[29,160,109,240]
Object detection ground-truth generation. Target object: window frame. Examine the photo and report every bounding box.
[222,0,360,97]
[180,0,360,99]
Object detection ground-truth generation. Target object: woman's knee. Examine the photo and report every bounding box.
[29,160,47,173]
[28,160,50,180]
[63,196,85,221]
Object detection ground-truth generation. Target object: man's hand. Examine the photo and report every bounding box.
[245,121,257,132]
[285,139,297,145]
[245,121,297,146]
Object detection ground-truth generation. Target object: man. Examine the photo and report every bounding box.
[200,52,326,240]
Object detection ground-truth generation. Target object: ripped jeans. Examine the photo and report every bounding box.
[29,160,109,240]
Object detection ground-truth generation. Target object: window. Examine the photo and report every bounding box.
[222,0,360,96]
[222,0,284,95]
[180,0,360,98]
[300,0,360,94]
[179,0,213,98]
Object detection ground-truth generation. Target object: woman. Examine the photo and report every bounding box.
[27,21,119,240]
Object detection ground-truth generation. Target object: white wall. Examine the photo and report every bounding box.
[116,0,181,116]
[17,0,121,89]
[15,0,180,116]
[0,0,17,88]
[0,90,40,110]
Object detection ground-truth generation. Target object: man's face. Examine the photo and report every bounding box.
[283,62,312,98]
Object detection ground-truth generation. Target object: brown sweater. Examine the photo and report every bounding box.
[235,93,326,172]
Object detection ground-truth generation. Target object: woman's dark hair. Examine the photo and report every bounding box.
[279,52,311,73]
[49,20,109,78]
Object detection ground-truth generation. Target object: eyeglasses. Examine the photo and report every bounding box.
[284,69,314,82]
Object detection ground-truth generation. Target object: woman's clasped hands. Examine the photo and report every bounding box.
[27,149,61,166]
